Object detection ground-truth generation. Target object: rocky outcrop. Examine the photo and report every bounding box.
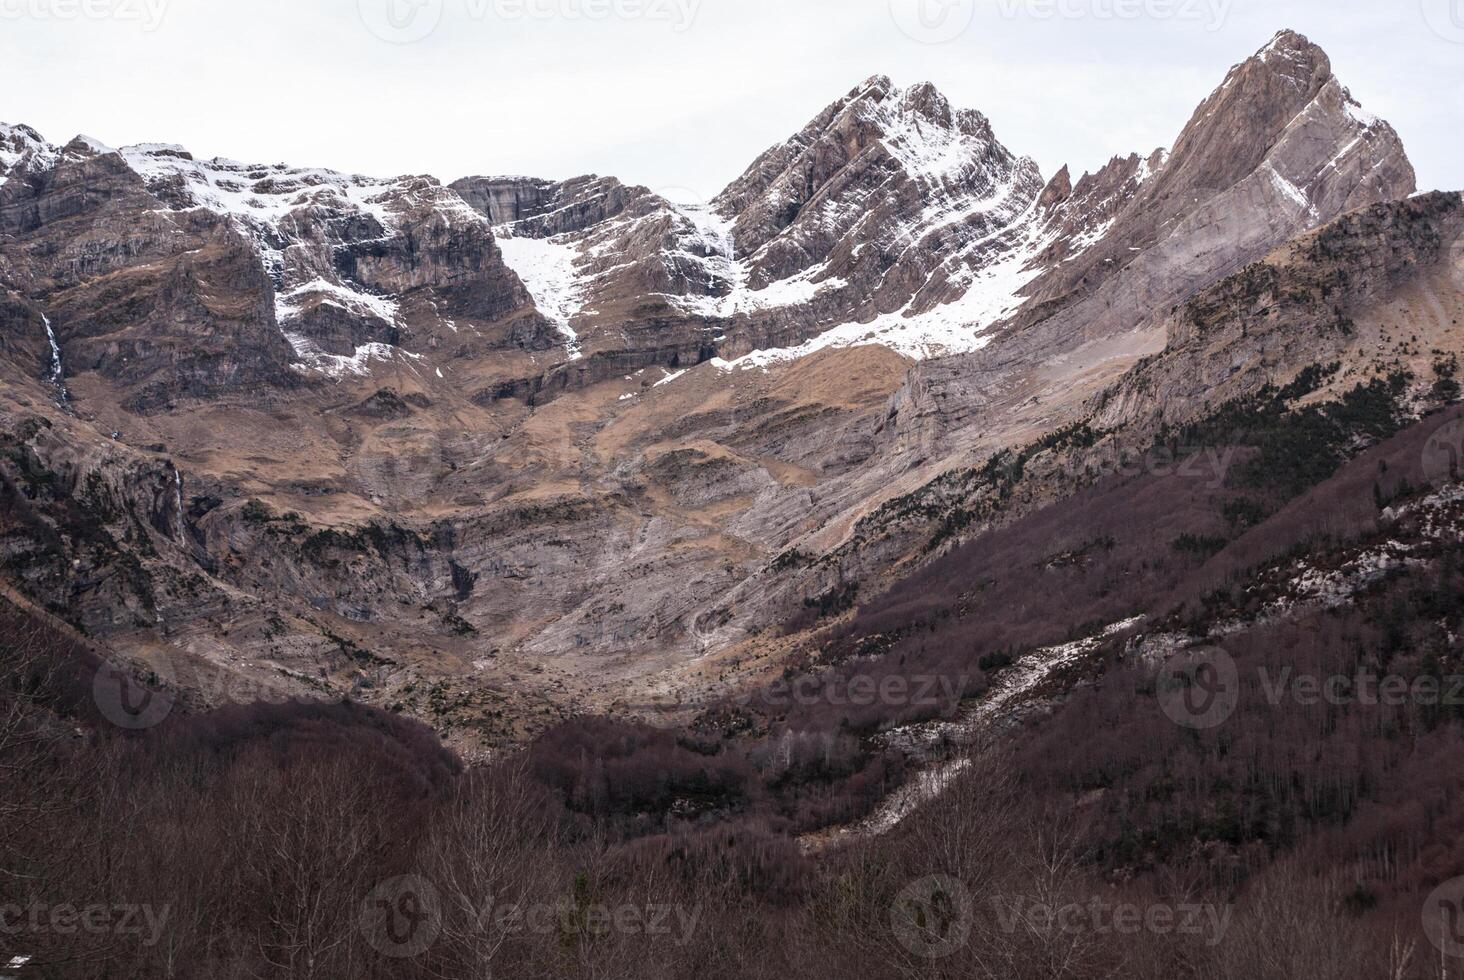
[117,143,542,379]
[1,139,298,405]
[889,30,1418,457]
[449,176,560,226]
[452,174,643,237]
[344,179,531,321]
[1097,192,1464,430]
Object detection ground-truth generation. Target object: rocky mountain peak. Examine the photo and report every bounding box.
[852,73,895,96]
[708,75,1042,314]
[1036,165,1073,211]
[721,74,1022,213]
[0,123,57,185]
[1256,28,1329,75]
[62,134,115,157]
[1150,29,1407,215]
[1002,29,1413,332]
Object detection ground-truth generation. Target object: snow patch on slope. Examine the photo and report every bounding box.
[807,616,1145,850]
[1342,95,1380,129]
[659,202,851,319]
[494,232,587,358]
[284,332,423,381]
[275,278,403,327]
[877,98,988,188]
[723,200,1052,369]
[40,312,69,405]
[1264,162,1320,221]
[118,142,499,377]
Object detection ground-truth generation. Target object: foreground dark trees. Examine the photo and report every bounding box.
[2,602,1463,979]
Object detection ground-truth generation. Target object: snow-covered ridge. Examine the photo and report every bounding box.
[118,144,410,234]
[646,80,1046,363]
[275,278,403,327]
[857,82,1014,192]
[0,123,58,187]
[283,332,424,381]
[716,168,1101,370]
[114,142,497,379]
[663,76,1059,370]
[721,227,1046,370]
[1,74,1128,379]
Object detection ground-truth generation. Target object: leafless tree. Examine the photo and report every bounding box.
[228,753,387,980]
[421,761,552,977]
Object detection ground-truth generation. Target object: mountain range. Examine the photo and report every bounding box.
[1,28,1458,754]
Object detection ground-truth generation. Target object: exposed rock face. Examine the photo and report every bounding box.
[0,30,1451,750]
[1097,192,1464,431]
[116,144,543,376]
[450,176,561,226]
[1,139,298,406]
[452,175,642,237]
[889,29,1416,458]
[1022,29,1414,322]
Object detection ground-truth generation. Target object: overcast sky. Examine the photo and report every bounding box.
[4,0,1460,199]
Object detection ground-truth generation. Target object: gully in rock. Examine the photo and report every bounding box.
[40,312,68,405]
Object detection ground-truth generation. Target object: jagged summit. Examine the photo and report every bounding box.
[0,123,57,185]
[715,73,1035,247]
[991,26,1414,348]
[1257,28,1327,68]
